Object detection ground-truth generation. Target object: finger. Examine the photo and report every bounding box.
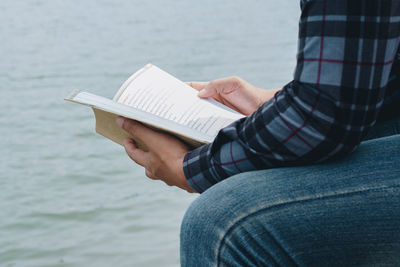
[117,117,170,151]
[199,77,243,97]
[197,77,242,98]
[185,81,209,91]
[197,83,218,98]
[145,169,158,180]
[123,138,150,167]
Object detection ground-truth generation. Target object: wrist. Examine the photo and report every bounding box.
[178,157,197,193]
[181,178,196,193]
[258,88,280,104]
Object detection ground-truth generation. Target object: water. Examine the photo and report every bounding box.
[0,1,299,266]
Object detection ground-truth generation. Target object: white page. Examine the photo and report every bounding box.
[114,64,244,137]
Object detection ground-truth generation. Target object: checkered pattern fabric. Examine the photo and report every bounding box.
[183,0,400,193]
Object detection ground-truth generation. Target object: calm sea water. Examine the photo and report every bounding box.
[1,1,299,266]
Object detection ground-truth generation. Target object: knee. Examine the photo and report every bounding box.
[180,175,272,266]
[179,170,304,266]
[180,190,225,266]
[180,183,289,267]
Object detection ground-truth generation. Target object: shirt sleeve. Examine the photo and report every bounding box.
[183,0,400,193]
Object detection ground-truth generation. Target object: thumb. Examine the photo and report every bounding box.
[197,85,217,98]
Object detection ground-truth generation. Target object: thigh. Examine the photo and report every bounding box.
[180,134,400,267]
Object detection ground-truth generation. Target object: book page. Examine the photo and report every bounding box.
[114,64,244,137]
[65,90,215,144]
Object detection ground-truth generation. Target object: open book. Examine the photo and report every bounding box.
[65,64,244,150]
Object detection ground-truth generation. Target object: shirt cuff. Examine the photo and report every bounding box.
[183,143,215,193]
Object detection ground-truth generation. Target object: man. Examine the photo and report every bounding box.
[117,0,400,265]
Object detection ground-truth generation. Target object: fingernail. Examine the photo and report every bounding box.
[198,89,206,95]
[116,116,125,127]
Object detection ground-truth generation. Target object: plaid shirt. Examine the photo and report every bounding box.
[183,0,400,193]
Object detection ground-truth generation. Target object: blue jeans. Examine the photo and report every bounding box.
[180,117,400,266]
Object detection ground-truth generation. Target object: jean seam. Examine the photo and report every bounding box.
[218,224,283,267]
[216,183,400,267]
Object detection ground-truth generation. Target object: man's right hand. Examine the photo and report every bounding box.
[187,77,280,116]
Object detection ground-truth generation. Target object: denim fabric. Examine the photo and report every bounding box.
[180,117,400,266]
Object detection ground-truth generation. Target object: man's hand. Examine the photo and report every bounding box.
[187,77,280,116]
[116,116,196,193]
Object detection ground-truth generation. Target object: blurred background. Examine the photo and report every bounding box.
[0,0,299,266]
